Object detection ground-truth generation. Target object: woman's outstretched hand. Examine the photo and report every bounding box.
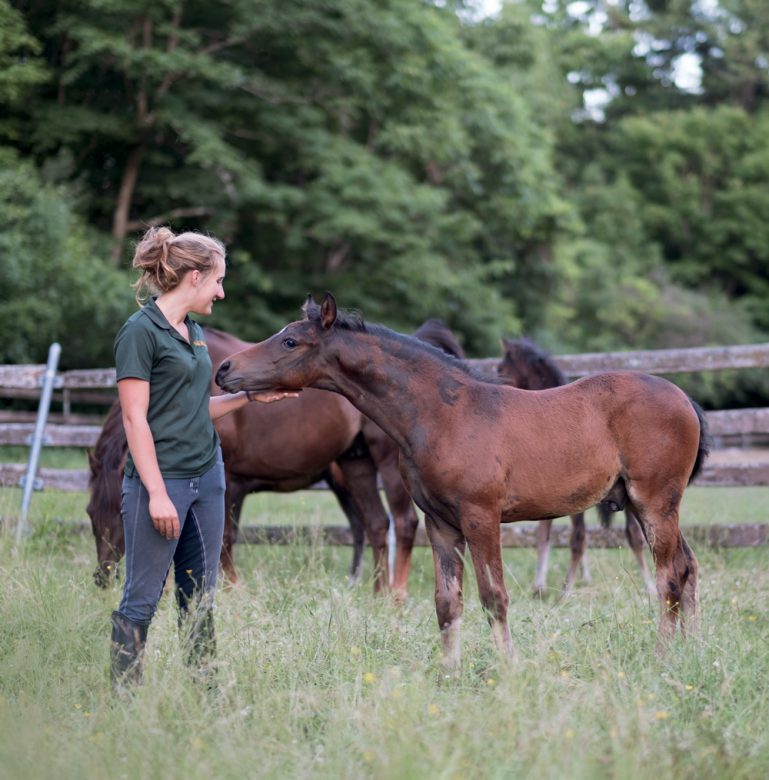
[246,390,300,403]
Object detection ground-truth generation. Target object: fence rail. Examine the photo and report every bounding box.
[3,342,769,507]
[1,451,768,493]
[1,408,766,449]
[2,519,764,549]
[234,522,769,549]
[3,341,769,392]
[0,423,102,448]
[471,342,769,377]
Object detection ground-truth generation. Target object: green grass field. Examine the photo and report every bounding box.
[1,459,768,778]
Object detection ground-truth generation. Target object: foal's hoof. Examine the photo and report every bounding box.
[347,571,363,588]
[221,573,240,591]
[93,566,114,589]
[390,587,408,606]
[532,586,546,600]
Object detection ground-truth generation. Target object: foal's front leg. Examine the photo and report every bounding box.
[425,513,466,670]
[463,511,515,662]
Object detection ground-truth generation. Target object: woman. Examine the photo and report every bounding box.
[110,226,293,689]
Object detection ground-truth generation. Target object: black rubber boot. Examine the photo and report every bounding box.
[110,611,148,690]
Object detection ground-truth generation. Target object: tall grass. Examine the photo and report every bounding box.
[1,490,768,779]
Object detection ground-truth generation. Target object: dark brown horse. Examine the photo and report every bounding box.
[216,294,708,667]
[87,326,393,591]
[498,337,656,597]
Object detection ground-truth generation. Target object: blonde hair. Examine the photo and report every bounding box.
[131,226,225,302]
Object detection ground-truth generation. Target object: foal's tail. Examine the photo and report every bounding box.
[687,397,712,484]
[597,503,614,528]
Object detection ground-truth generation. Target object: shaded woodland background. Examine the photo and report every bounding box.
[2,0,769,406]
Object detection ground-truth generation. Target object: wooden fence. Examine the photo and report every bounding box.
[2,343,769,547]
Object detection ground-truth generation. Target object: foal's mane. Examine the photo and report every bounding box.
[304,299,497,383]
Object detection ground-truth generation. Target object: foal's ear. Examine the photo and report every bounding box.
[302,293,315,317]
[320,292,338,330]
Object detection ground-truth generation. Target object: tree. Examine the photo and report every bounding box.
[0,0,48,139]
[0,147,132,367]
[10,0,568,353]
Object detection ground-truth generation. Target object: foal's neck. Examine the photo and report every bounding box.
[318,326,475,457]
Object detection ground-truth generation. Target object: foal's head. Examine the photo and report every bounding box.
[215,292,346,393]
[497,337,566,390]
[413,319,466,360]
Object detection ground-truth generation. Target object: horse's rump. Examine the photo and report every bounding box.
[492,371,703,521]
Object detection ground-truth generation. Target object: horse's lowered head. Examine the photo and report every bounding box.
[86,400,128,587]
[215,292,345,394]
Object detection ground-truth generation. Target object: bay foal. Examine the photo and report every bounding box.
[216,294,708,667]
[498,337,658,598]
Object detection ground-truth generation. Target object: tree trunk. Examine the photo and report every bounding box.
[110,144,145,265]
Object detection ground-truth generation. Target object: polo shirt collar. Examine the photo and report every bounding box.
[142,296,193,334]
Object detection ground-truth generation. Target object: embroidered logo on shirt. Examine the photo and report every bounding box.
[192,340,207,348]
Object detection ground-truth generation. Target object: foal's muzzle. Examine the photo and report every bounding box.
[214,361,232,389]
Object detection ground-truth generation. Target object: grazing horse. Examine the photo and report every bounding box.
[216,294,708,667]
[87,326,393,591]
[498,337,657,597]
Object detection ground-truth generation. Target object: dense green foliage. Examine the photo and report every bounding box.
[2,0,769,403]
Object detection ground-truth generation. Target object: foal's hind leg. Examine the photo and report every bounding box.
[628,485,691,646]
[325,467,366,586]
[220,478,248,586]
[425,513,466,670]
[625,509,656,596]
[562,512,588,597]
[677,532,699,636]
[379,463,419,600]
[336,454,391,594]
[532,519,552,597]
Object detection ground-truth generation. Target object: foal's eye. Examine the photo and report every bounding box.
[282,337,297,349]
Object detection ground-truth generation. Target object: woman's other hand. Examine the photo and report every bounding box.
[148,492,180,539]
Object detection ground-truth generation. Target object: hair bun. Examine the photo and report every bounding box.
[153,226,175,248]
[130,225,224,302]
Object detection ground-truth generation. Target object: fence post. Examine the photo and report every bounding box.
[15,342,61,545]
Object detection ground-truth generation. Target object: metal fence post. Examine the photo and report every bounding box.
[15,342,61,545]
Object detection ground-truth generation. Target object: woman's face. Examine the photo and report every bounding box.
[191,253,226,316]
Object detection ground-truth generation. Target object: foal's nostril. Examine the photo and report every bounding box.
[216,361,231,385]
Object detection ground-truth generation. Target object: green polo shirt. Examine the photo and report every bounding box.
[114,297,220,479]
